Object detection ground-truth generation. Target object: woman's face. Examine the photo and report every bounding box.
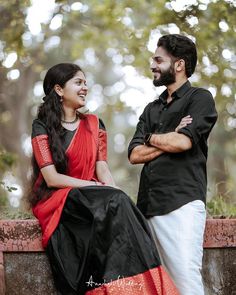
[61,71,88,110]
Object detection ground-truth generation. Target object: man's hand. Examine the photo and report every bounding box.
[129,145,164,164]
[175,115,193,132]
[129,115,193,164]
[149,115,193,153]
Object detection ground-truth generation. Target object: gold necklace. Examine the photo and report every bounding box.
[61,114,79,124]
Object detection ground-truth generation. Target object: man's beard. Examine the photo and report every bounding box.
[153,64,176,87]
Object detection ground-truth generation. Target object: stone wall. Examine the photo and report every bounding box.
[0,219,235,295]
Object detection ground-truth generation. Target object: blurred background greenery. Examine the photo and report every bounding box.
[0,0,236,218]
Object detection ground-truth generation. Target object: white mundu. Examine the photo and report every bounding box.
[148,200,206,295]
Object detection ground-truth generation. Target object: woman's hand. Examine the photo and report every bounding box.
[94,181,105,186]
[96,161,116,186]
[95,180,121,190]
[175,115,193,132]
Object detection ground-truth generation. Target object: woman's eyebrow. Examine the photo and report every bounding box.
[73,77,86,82]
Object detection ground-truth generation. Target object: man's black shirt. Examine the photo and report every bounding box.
[128,81,218,217]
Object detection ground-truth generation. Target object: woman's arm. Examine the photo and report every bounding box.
[96,161,116,186]
[95,119,117,186]
[41,165,104,188]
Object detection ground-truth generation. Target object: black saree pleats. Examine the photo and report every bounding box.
[46,187,177,295]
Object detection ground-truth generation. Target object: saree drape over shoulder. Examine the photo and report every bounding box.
[31,114,179,295]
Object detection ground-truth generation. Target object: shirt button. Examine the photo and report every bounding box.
[159,122,163,126]
[149,188,152,192]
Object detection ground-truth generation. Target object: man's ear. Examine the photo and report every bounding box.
[54,84,63,96]
[176,59,185,72]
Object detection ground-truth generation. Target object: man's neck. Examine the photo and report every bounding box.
[166,77,188,102]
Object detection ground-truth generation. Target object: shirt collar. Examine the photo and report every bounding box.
[159,80,191,105]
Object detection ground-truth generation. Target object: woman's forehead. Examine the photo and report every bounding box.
[73,71,86,80]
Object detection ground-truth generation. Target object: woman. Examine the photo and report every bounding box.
[29,63,179,295]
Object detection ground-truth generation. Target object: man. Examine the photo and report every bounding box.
[128,34,217,295]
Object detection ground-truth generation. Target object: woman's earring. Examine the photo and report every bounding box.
[60,96,63,102]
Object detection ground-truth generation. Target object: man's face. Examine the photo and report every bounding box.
[150,46,176,87]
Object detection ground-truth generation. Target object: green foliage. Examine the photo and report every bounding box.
[0,207,33,219]
[0,148,16,171]
[207,196,236,218]
[0,181,17,192]
[0,148,17,207]
[0,0,30,54]
[0,193,7,207]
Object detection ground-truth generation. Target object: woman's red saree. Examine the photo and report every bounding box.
[31,114,179,295]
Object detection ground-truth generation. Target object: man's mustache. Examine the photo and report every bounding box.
[152,69,161,74]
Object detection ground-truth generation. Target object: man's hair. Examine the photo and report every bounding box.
[157,34,197,77]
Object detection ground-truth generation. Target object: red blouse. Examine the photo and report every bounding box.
[31,114,107,247]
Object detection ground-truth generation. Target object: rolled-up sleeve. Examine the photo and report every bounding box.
[128,105,149,159]
[178,89,218,145]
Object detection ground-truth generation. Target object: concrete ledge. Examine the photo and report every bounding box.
[0,219,236,295]
[1,219,235,253]
[0,220,43,252]
[203,218,236,248]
